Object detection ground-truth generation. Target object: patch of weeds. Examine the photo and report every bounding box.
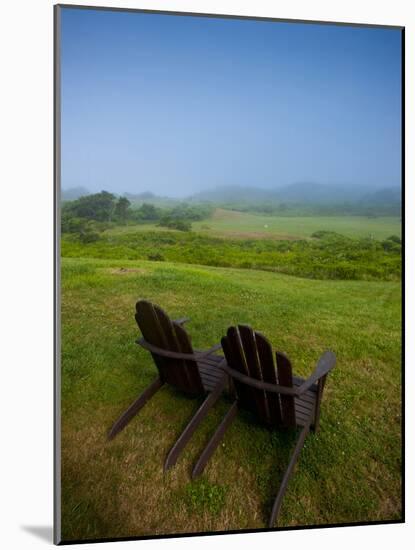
[62,224,401,281]
[182,480,228,516]
[147,253,165,261]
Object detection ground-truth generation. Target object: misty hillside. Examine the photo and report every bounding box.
[123,191,156,201]
[190,185,273,204]
[191,182,401,206]
[271,182,373,204]
[360,187,402,205]
[61,182,401,216]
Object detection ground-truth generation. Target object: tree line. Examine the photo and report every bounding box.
[61,191,212,241]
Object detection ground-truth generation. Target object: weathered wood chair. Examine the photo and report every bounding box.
[191,324,336,527]
[108,300,228,471]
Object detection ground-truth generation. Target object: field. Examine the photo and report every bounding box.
[62,214,401,282]
[193,209,401,240]
[60,254,402,541]
[100,209,401,241]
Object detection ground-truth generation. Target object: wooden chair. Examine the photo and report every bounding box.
[191,324,336,527]
[108,300,228,471]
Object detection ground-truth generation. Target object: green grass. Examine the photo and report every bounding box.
[96,209,401,241]
[61,227,401,282]
[192,209,401,240]
[182,480,228,516]
[61,256,402,541]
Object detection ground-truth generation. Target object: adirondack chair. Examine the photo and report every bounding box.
[108,300,228,471]
[191,324,336,527]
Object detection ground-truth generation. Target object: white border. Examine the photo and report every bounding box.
[1,1,413,548]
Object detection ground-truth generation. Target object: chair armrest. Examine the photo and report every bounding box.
[219,361,298,396]
[173,317,190,325]
[296,351,336,395]
[197,343,222,358]
[136,337,199,360]
[136,338,221,361]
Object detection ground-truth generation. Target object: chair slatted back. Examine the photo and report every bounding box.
[275,351,296,427]
[135,300,204,395]
[221,325,296,428]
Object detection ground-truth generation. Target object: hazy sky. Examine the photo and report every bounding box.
[60,7,402,196]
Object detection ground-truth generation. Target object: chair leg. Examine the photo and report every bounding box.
[268,424,310,528]
[192,401,238,479]
[164,380,226,472]
[108,377,163,440]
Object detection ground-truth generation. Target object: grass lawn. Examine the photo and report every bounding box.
[60,256,402,541]
[104,209,401,241]
[192,209,402,240]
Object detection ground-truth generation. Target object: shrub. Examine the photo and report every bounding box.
[79,229,100,244]
[147,253,165,261]
[158,217,192,231]
[382,240,401,253]
[311,230,341,239]
[61,227,401,281]
[62,191,117,221]
[386,235,401,244]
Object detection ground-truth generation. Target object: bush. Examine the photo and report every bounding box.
[311,230,341,239]
[382,240,401,253]
[158,217,192,231]
[62,191,117,222]
[147,253,165,261]
[386,235,401,244]
[133,203,161,222]
[79,230,100,244]
[61,216,86,234]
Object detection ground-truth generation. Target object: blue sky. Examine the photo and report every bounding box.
[60,7,402,197]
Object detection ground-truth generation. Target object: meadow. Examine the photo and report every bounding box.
[62,224,401,282]
[95,208,401,241]
[192,209,401,240]
[60,198,402,541]
[61,256,401,541]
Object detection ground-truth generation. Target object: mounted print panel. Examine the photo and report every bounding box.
[54,4,403,545]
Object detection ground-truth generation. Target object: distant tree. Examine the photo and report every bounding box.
[63,191,116,221]
[167,203,212,222]
[114,197,131,223]
[61,213,85,234]
[135,203,160,221]
[60,214,100,242]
